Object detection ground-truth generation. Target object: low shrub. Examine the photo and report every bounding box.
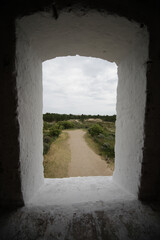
[43,124,61,155]
[57,121,74,129]
[101,142,114,158]
[43,135,52,144]
[98,133,105,138]
[87,123,115,161]
[72,121,83,129]
[43,142,50,155]
[49,124,61,137]
[43,121,52,131]
[88,124,104,137]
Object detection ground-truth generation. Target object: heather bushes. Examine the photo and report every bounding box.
[49,124,61,137]
[43,123,62,155]
[43,120,75,155]
[88,123,115,161]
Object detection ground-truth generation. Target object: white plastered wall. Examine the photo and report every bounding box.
[16,9,148,203]
[16,25,44,202]
[114,34,148,195]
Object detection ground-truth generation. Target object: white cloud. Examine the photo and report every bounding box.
[42,55,118,115]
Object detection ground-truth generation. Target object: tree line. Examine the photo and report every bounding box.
[43,113,116,122]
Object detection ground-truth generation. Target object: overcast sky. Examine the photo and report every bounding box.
[42,55,118,115]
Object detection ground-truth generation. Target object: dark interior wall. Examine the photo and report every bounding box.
[0,15,24,207]
[0,0,155,23]
[139,10,160,201]
[0,0,160,208]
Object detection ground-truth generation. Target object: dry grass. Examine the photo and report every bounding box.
[43,131,71,178]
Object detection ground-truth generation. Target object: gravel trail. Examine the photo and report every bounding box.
[67,129,112,177]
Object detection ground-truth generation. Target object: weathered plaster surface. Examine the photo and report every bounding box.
[16,24,44,203]
[114,33,149,195]
[28,177,136,206]
[16,10,148,202]
[17,11,145,63]
[1,1,160,239]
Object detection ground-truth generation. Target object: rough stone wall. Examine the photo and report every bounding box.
[16,23,44,203]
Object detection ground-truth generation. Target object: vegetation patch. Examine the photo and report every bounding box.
[57,120,75,130]
[84,122,115,170]
[43,122,61,155]
[43,114,116,175]
[43,119,79,155]
[84,131,102,157]
[43,132,71,178]
[43,112,116,123]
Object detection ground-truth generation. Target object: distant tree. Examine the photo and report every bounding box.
[43,113,116,123]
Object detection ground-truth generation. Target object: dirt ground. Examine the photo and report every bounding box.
[67,129,113,177]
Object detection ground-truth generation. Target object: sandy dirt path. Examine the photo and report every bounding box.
[67,129,112,177]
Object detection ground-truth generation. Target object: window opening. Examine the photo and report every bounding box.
[42,55,118,178]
